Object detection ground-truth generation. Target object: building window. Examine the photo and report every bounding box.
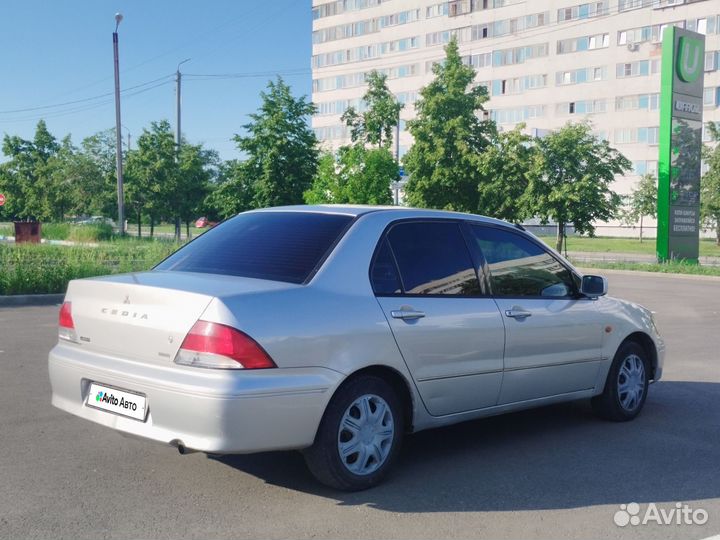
[615,93,660,111]
[557,33,609,54]
[614,127,658,144]
[557,2,608,22]
[463,53,492,69]
[449,0,473,17]
[618,0,654,11]
[492,43,548,67]
[426,3,449,18]
[556,66,607,85]
[556,100,607,115]
[704,87,720,107]
[616,60,659,78]
[705,51,718,72]
[490,105,546,124]
[618,21,684,46]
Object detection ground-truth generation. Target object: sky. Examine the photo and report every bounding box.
[0,0,312,160]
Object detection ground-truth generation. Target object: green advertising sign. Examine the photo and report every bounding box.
[657,28,705,263]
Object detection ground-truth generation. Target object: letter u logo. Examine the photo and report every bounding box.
[677,37,702,83]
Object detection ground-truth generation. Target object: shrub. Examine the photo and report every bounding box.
[41,223,71,240]
[68,224,114,242]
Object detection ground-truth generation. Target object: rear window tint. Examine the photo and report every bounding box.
[155,212,353,284]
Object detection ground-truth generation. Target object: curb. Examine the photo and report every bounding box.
[0,294,65,307]
[576,267,720,282]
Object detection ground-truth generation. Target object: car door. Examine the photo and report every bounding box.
[467,224,604,405]
[371,220,506,416]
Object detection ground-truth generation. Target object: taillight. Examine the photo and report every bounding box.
[174,320,276,370]
[58,301,78,342]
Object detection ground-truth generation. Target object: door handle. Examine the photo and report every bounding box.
[391,309,426,320]
[505,308,532,319]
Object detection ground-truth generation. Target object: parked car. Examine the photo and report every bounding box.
[77,216,116,227]
[49,206,664,490]
[195,217,217,228]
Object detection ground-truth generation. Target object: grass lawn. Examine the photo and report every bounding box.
[537,235,720,257]
[0,238,182,295]
[126,223,188,235]
[576,260,720,277]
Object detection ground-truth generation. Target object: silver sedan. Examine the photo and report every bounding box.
[49,206,664,490]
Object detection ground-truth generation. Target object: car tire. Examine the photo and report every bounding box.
[592,341,650,422]
[303,375,403,491]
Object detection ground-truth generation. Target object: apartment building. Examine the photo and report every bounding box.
[311,0,720,230]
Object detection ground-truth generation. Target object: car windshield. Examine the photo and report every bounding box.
[154,211,353,284]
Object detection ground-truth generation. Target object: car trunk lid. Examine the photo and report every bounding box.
[64,270,297,365]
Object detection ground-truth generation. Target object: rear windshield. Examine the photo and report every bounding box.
[155,212,353,283]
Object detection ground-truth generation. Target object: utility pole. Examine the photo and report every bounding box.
[112,13,125,235]
[395,109,401,162]
[175,58,190,153]
[393,109,401,206]
[127,132,131,151]
[174,59,190,241]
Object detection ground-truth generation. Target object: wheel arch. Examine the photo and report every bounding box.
[620,331,658,380]
[329,365,416,433]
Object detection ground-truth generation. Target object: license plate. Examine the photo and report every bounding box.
[86,382,147,421]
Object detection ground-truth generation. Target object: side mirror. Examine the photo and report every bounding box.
[580,275,608,298]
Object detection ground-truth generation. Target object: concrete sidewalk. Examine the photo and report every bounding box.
[566,250,720,266]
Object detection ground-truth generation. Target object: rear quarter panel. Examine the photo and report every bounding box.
[198,211,427,427]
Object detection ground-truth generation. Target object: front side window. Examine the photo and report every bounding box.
[470,226,576,298]
[385,222,482,296]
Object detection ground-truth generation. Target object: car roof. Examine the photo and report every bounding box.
[250,204,515,228]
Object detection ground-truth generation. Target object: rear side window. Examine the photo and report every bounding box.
[370,238,402,295]
[470,225,576,298]
[155,212,353,284]
[386,221,482,296]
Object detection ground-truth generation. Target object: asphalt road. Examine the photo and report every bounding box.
[1,270,719,540]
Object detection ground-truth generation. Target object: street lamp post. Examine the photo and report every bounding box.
[113,12,125,235]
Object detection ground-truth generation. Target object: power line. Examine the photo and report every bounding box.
[38,2,274,103]
[0,80,174,124]
[0,74,175,115]
[184,68,310,81]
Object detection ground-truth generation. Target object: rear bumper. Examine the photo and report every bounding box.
[48,343,343,454]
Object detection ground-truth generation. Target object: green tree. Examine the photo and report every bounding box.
[477,125,536,222]
[0,120,60,221]
[177,142,219,237]
[622,173,657,242]
[125,121,176,236]
[403,37,494,212]
[527,121,630,251]
[304,147,396,205]
[126,121,216,238]
[204,160,257,220]
[79,128,120,218]
[46,136,79,221]
[702,122,720,245]
[341,71,403,148]
[339,146,395,204]
[304,153,342,204]
[234,78,318,208]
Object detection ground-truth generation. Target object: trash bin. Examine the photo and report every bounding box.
[14,222,42,243]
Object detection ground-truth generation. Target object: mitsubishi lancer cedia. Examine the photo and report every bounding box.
[49,206,664,490]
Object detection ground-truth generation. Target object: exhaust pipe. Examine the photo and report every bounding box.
[173,440,198,455]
